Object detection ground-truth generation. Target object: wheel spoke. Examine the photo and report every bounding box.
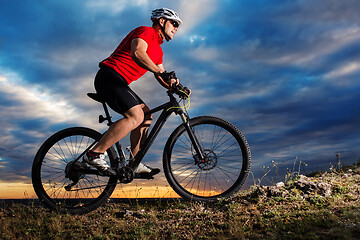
[33,128,118,214]
[167,118,250,199]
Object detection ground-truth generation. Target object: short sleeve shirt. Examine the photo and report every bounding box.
[100,26,164,85]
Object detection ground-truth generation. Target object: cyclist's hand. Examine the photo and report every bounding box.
[160,71,179,90]
[160,71,176,81]
[172,83,191,99]
[170,78,179,89]
[184,87,191,96]
[161,71,176,82]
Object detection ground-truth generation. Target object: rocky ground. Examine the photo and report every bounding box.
[1,166,360,239]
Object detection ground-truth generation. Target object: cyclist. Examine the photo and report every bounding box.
[83,8,182,178]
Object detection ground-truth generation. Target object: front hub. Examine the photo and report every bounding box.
[197,149,218,171]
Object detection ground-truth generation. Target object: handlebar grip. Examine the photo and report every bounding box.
[172,83,190,99]
[161,71,177,82]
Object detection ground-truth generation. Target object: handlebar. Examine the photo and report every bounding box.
[162,70,190,99]
[172,83,190,99]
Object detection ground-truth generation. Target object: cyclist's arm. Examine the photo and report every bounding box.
[154,64,172,89]
[154,64,179,90]
[131,38,177,90]
[131,38,163,74]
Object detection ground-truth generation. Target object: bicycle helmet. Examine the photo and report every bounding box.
[151,8,183,25]
[151,8,182,41]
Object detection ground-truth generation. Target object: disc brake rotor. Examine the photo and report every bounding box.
[197,149,218,171]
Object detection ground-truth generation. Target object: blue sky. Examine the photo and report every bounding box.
[1,0,360,196]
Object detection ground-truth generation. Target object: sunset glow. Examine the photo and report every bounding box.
[1,0,360,199]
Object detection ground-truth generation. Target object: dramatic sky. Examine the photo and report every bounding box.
[1,0,360,198]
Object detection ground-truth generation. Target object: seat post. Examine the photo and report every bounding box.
[87,93,113,126]
[101,102,113,125]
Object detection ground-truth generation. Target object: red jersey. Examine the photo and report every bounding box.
[100,26,164,85]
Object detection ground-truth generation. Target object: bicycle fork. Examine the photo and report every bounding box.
[180,113,205,164]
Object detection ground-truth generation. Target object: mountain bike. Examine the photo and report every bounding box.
[32,83,251,214]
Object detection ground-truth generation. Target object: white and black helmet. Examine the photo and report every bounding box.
[151,8,182,26]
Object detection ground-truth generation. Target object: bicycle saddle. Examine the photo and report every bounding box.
[87,93,104,103]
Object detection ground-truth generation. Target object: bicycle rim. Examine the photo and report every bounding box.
[32,127,118,214]
[164,116,250,200]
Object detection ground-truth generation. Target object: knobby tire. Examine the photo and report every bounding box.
[32,127,118,214]
[163,116,251,201]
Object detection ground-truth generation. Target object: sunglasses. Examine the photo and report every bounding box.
[170,20,179,28]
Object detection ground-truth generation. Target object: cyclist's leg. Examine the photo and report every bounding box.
[130,104,153,157]
[92,104,145,154]
[129,104,160,177]
[92,67,145,154]
[92,67,159,176]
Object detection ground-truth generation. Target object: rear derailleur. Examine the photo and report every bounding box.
[64,161,90,191]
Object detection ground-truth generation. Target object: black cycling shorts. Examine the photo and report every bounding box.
[94,66,144,115]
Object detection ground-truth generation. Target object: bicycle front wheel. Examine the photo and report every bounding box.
[32,127,118,214]
[163,116,251,201]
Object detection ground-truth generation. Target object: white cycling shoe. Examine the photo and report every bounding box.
[134,163,160,179]
[83,151,116,176]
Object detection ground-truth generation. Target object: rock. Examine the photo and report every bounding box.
[293,175,332,197]
[115,210,134,218]
[317,182,332,197]
[251,174,334,201]
[253,185,289,198]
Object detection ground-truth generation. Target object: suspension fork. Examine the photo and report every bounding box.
[179,113,205,163]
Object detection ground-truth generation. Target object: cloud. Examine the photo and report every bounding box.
[0,0,360,195]
[254,26,360,67]
[85,0,151,14]
[0,73,84,125]
[187,46,220,62]
[0,71,107,180]
[324,60,360,85]
[177,0,218,35]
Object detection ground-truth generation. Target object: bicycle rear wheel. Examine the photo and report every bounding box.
[163,116,251,201]
[32,127,118,214]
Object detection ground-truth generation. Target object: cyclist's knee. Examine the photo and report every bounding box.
[131,114,144,128]
[124,106,144,128]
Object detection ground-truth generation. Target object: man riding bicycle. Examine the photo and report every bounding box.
[83,8,183,177]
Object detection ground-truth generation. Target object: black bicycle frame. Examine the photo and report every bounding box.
[84,91,205,172]
[128,91,205,170]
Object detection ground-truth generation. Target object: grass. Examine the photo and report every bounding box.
[1,164,360,239]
